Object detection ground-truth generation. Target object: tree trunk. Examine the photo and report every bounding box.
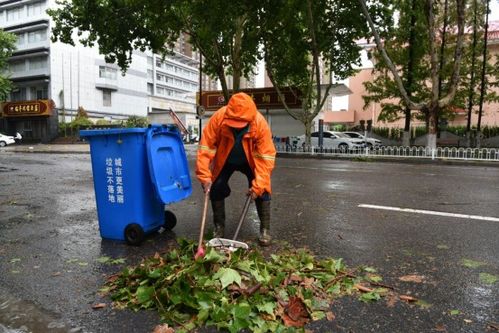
[427,104,438,150]
[466,0,479,147]
[231,16,244,92]
[304,119,312,146]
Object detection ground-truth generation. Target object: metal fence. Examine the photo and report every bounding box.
[275,144,499,162]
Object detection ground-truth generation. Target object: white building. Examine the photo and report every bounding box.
[0,0,200,142]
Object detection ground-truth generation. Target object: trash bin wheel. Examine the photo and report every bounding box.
[124,223,145,246]
[164,210,177,230]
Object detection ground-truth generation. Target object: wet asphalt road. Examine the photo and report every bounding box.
[0,151,498,333]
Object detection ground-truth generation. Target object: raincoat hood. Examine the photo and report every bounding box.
[224,92,258,128]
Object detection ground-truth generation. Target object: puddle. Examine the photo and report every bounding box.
[0,289,81,333]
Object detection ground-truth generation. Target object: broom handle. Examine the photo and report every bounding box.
[198,191,210,246]
[233,194,252,241]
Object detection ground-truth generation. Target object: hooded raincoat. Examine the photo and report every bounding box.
[196,93,276,197]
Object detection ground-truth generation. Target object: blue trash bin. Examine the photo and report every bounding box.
[80,124,192,245]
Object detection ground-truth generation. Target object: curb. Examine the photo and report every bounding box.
[276,152,499,168]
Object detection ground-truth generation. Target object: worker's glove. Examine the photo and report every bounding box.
[202,182,212,193]
[247,188,258,200]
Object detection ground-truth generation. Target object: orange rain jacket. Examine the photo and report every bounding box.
[196,93,276,197]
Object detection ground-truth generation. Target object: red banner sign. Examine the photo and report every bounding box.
[3,100,53,117]
[200,87,302,111]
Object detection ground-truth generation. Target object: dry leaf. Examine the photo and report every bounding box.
[91,303,107,309]
[487,322,499,331]
[386,293,398,307]
[399,275,424,283]
[464,319,472,324]
[281,296,310,327]
[435,323,447,332]
[354,284,373,293]
[52,272,61,277]
[152,324,175,333]
[326,311,335,321]
[399,295,417,302]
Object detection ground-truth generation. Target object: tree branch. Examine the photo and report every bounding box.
[358,0,424,110]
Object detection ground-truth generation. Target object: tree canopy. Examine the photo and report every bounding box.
[0,30,18,101]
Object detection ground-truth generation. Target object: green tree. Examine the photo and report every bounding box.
[359,0,466,149]
[261,0,393,145]
[48,0,261,102]
[0,30,18,101]
[363,0,429,146]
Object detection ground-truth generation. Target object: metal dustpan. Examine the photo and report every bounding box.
[207,195,252,252]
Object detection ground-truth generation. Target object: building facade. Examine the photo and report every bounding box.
[0,0,202,142]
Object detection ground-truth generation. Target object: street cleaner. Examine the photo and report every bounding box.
[196,92,276,246]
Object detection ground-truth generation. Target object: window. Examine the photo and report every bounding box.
[9,60,25,72]
[16,33,25,46]
[156,73,163,82]
[29,56,47,70]
[147,83,153,94]
[30,86,48,99]
[156,87,165,95]
[11,87,26,101]
[99,66,117,80]
[147,69,153,80]
[102,89,112,106]
[156,59,162,68]
[6,7,22,21]
[147,56,153,66]
[27,2,44,16]
[28,29,47,43]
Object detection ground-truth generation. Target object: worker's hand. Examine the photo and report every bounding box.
[247,188,258,200]
[202,182,212,193]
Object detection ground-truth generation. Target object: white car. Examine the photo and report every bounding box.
[342,131,381,148]
[0,133,16,147]
[294,131,365,151]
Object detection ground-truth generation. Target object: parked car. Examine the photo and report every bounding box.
[0,133,16,147]
[342,131,381,148]
[295,131,365,151]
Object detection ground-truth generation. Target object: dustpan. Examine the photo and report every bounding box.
[207,194,252,252]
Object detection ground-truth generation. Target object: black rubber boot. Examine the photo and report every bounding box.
[211,200,225,238]
[256,200,271,246]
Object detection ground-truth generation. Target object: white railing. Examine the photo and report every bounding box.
[275,144,499,162]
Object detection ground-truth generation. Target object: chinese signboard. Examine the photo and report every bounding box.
[200,87,302,111]
[2,100,53,117]
[106,157,125,204]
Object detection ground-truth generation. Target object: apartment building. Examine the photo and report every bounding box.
[0,1,203,142]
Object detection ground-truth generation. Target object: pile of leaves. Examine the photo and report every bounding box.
[103,239,388,332]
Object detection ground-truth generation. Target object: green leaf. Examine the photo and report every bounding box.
[136,286,154,304]
[450,310,460,315]
[479,273,498,285]
[359,291,381,303]
[233,302,251,319]
[461,259,486,268]
[214,268,241,289]
[110,258,126,265]
[203,247,224,262]
[256,302,275,315]
[311,311,326,320]
[78,262,88,266]
[148,269,161,279]
[96,256,110,263]
[437,244,449,250]
[363,266,377,273]
[10,258,21,263]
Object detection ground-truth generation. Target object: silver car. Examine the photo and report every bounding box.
[295,131,365,151]
[342,131,381,148]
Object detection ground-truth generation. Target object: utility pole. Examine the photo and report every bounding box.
[198,54,203,140]
[477,0,490,148]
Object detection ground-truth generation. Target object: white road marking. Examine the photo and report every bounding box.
[358,204,499,222]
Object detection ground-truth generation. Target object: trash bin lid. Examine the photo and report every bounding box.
[146,126,192,204]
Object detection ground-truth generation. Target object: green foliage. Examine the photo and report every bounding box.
[123,116,148,128]
[0,30,18,101]
[105,239,385,331]
[95,119,112,126]
[262,0,393,144]
[48,1,262,99]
